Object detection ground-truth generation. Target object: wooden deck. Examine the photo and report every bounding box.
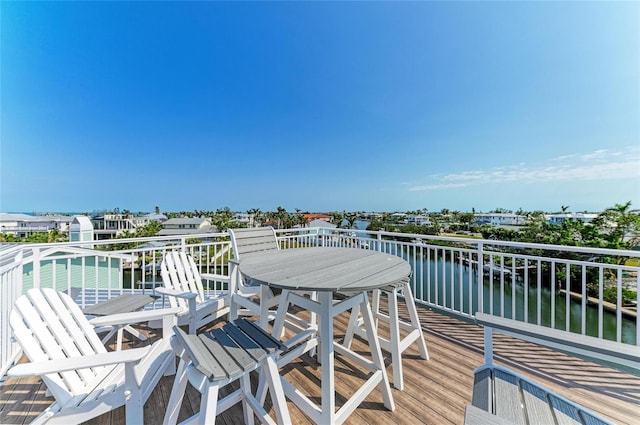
[1,301,638,425]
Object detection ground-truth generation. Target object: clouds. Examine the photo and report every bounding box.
[408,146,639,192]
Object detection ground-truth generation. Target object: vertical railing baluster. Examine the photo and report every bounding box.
[581,264,587,335]
[477,242,484,315]
[551,260,556,329]
[565,264,571,332]
[598,267,604,339]
[536,259,542,325]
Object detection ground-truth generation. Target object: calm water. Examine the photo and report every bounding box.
[124,228,637,345]
[403,249,637,345]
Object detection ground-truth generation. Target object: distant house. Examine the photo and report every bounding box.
[91,212,167,240]
[545,213,598,225]
[231,213,252,226]
[132,213,168,227]
[474,213,527,226]
[69,216,94,246]
[403,215,431,226]
[0,213,73,237]
[390,212,407,221]
[303,213,332,223]
[306,219,337,229]
[157,217,216,236]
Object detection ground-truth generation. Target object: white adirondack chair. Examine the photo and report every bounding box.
[7,288,181,425]
[151,251,230,334]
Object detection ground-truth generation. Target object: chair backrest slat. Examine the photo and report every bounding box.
[10,288,111,403]
[161,251,206,306]
[228,227,279,260]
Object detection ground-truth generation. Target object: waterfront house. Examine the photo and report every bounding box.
[157,216,216,236]
[473,212,528,226]
[0,213,73,238]
[403,214,432,226]
[90,212,167,239]
[303,213,333,222]
[546,212,599,225]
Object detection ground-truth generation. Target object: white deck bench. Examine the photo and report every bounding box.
[465,312,640,425]
[467,364,612,425]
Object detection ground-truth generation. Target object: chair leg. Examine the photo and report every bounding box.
[387,289,404,390]
[264,355,292,425]
[342,303,360,349]
[199,382,220,425]
[239,372,255,425]
[164,358,190,425]
[402,282,429,360]
[124,386,144,425]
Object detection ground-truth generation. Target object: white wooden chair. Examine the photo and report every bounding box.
[228,227,317,344]
[164,319,291,425]
[342,278,429,390]
[150,250,230,334]
[7,288,181,425]
[227,227,283,328]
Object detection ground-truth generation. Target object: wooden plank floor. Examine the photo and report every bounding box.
[1,301,638,425]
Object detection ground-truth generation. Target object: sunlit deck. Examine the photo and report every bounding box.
[1,301,638,425]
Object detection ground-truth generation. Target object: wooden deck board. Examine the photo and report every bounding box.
[1,302,638,425]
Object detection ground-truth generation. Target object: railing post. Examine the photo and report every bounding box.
[32,247,41,289]
[484,325,493,365]
[376,232,382,253]
[477,242,484,316]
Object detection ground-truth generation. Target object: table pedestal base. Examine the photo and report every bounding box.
[272,290,395,425]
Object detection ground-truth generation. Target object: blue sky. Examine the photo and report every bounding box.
[1,1,638,214]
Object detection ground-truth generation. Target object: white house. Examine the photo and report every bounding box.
[157,217,216,236]
[545,213,598,225]
[403,215,431,226]
[0,213,73,237]
[474,213,528,226]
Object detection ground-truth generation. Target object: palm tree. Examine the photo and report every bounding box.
[331,212,344,228]
[345,212,358,229]
[247,208,262,227]
[596,201,639,248]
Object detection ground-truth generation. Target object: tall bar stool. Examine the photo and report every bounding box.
[343,278,429,391]
[164,319,291,425]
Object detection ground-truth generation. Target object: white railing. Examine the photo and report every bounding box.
[277,227,639,348]
[1,227,638,376]
[0,247,23,377]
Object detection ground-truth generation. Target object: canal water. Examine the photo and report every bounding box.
[124,226,637,345]
[403,248,637,345]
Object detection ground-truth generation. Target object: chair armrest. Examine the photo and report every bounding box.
[7,346,151,377]
[201,273,230,283]
[89,307,183,327]
[155,287,198,300]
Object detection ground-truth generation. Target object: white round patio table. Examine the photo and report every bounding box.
[238,247,411,424]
